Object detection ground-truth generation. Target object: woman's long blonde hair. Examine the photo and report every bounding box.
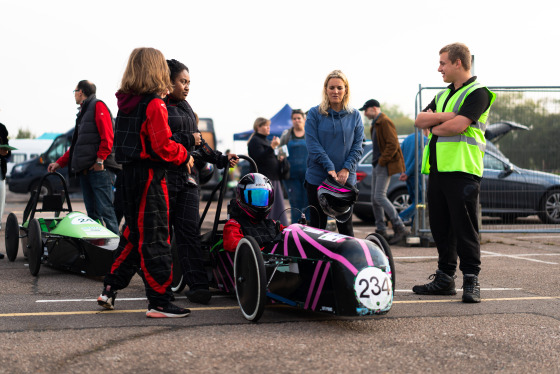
[119,47,172,95]
[318,69,352,115]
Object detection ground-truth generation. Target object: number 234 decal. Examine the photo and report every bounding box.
[354,267,392,310]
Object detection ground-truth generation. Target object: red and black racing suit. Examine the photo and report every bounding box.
[103,92,189,307]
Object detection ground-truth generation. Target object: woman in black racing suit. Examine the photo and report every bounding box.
[165,59,238,304]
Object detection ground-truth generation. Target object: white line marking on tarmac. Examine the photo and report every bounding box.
[36,295,229,303]
[36,290,521,304]
[481,250,558,265]
[516,235,560,239]
[395,288,522,293]
[4,296,560,318]
[395,253,559,264]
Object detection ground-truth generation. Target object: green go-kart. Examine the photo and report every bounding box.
[4,172,119,276]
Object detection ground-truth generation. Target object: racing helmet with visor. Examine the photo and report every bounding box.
[317,175,358,223]
[236,173,275,220]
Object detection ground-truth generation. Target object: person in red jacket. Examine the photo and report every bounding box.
[48,80,121,234]
[97,47,193,318]
[223,173,285,252]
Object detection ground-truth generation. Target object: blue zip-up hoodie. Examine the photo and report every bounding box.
[305,105,364,186]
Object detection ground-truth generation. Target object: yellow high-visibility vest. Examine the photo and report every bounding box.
[421,81,496,176]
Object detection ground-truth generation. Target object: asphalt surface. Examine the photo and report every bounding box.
[1,191,559,373]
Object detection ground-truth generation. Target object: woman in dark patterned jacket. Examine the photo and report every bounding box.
[164,59,238,305]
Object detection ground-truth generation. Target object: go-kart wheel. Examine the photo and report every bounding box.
[170,236,187,293]
[5,213,20,262]
[234,236,266,322]
[27,219,43,276]
[365,233,396,290]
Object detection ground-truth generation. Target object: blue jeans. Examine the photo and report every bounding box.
[283,178,309,224]
[399,174,422,223]
[371,165,404,232]
[79,169,119,234]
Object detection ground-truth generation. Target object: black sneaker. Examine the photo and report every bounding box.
[462,274,481,303]
[185,288,212,305]
[146,303,191,318]
[389,226,408,245]
[375,229,392,242]
[412,270,457,295]
[0,252,4,260]
[97,286,117,310]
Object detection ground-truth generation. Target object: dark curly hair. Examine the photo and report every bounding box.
[166,59,189,82]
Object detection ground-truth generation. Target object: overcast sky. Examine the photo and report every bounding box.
[1,0,558,151]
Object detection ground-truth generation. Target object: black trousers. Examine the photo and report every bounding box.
[305,181,354,237]
[104,166,173,306]
[168,184,208,290]
[428,172,481,276]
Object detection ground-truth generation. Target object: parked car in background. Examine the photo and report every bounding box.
[6,139,52,178]
[354,122,560,224]
[10,119,220,200]
[8,129,80,196]
[353,137,408,223]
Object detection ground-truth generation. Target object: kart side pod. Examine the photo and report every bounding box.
[233,224,395,322]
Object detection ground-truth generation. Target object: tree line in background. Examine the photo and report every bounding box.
[11,128,36,139]
[487,92,560,174]
[367,92,560,174]
[363,103,415,140]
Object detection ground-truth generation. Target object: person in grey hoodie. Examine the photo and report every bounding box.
[305,70,364,236]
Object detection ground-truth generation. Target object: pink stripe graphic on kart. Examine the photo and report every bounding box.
[304,261,323,310]
[284,231,289,256]
[292,226,358,276]
[218,252,234,288]
[357,239,374,267]
[312,262,331,311]
[226,251,234,267]
[214,261,228,293]
[270,242,279,254]
[213,268,228,293]
[291,231,307,259]
[318,185,352,193]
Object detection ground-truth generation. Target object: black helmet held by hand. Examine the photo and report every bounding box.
[236,173,274,220]
[317,175,358,223]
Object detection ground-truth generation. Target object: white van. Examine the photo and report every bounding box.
[6,139,52,178]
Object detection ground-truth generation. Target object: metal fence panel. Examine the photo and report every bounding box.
[414,86,560,234]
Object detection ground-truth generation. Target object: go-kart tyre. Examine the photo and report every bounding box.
[5,213,20,262]
[365,233,396,290]
[170,236,187,293]
[27,219,43,276]
[234,236,266,322]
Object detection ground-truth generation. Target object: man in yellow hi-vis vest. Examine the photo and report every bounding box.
[412,43,495,303]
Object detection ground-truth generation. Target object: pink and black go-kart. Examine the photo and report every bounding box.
[171,155,395,322]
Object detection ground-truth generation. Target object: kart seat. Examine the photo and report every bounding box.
[42,194,65,212]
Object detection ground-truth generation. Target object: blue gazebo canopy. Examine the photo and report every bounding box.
[233,104,293,141]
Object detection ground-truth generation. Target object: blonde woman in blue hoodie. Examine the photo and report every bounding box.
[305,70,364,236]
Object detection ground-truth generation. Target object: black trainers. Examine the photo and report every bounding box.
[412,270,457,295]
[185,288,212,305]
[375,229,392,242]
[146,303,191,318]
[462,274,481,303]
[97,286,117,310]
[389,225,408,245]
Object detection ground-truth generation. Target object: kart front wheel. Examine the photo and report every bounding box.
[234,236,266,322]
[5,213,20,262]
[365,233,396,290]
[27,219,43,276]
